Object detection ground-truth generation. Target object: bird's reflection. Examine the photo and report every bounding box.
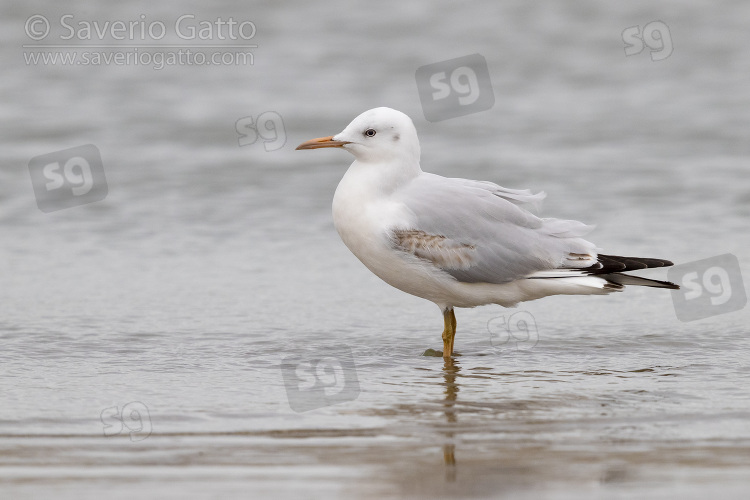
[441,357,460,482]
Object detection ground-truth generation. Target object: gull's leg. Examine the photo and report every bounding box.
[449,308,457,355]
[442,308,457,358]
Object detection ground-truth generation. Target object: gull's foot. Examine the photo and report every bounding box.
[422,348,460,357]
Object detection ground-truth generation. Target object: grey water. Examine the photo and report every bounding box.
[2,0,750,498]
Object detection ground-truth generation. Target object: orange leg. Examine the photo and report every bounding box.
[442,308,457,358]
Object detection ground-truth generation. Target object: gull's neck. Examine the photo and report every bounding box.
[343,158,423,200]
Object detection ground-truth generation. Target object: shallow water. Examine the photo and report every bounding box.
[2,0,750,498]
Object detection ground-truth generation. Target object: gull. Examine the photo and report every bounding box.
[296,107,678,358]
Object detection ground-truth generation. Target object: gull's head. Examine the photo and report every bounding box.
[296,107,420,164]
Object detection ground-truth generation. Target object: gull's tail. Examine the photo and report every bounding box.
[526,254,679,291]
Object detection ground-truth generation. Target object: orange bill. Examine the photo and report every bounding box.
[295,136,350,150]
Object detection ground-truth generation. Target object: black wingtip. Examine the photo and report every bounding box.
[588,254,679,289]
[604,273,680,290]
[589,255,675,275]
[644,277,680,290]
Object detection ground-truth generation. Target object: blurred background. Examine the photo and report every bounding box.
[1,1,749,499]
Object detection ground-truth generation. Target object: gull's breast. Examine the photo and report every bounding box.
[332,174,456,304]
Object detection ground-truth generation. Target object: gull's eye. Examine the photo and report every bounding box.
[364,128,376,137]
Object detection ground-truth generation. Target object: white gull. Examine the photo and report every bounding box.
[297,107,677,357]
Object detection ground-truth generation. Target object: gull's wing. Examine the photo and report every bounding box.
[390,173,599,284]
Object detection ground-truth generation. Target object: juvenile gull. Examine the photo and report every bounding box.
[297,107,677,358]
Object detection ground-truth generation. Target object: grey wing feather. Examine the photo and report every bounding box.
[390,173,598,284]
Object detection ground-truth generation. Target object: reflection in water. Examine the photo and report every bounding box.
[441,357,460,482]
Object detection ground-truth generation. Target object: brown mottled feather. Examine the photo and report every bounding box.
[392,229,476,270]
